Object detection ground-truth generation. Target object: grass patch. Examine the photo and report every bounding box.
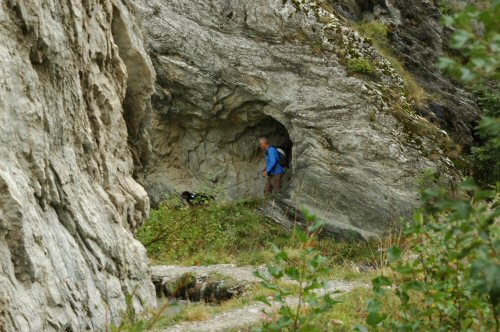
[137,199,376,268]
[318,287,371,330]
[137,199,291,265]
[354,21,427,106]
[178,304,210,322]
[305,285,401,331]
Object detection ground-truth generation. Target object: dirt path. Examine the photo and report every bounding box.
[151,264,265,283]
[156,277,362,332]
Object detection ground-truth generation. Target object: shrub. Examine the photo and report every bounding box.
[437,1,500,82]
[471,84,500,186]
[437,1,499,187]
[347,58,373,75]
[358,178,500,331]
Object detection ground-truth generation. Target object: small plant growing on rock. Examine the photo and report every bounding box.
[254,209,339,331]
[347,58,374,75]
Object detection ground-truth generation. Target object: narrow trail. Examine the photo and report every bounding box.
[151,264,263,284]
[155,272,362,332]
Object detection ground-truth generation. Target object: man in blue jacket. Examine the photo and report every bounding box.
[259,137,285,196]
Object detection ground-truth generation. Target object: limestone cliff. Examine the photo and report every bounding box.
[0,0,155,330]
[141,0,457,237]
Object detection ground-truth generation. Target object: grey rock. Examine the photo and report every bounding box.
[332,0,480,147]
[0,0,156,330]
[140,0,456,237]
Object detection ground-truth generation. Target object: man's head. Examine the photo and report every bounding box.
[259,136,270,151]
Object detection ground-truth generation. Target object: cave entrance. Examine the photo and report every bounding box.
[145,113,293,205]
[220,116,293,199]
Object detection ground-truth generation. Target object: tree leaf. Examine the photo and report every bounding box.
[294,228,307,243]
[366,312,387,326]
[255,295,272,306]
[284,267,301,281]
[387,246,401,263]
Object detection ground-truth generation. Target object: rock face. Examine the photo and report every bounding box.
[0,0,156,330]
[141,0,455,237]
[332,0,480,147]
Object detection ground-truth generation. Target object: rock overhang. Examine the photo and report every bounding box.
[139,0,457,237]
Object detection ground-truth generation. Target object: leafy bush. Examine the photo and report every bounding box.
[471,84,500,186]
[358,179,500,331]
[254,210,339,331]
[347,58,373,75]
[437,1,499,187]
[437,1,500,82]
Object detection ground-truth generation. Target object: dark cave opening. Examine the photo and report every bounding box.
[249,116,293,172]
[145,113,294,205]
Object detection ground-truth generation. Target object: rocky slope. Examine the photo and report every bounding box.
[332,0,479,147]
[0,0,155,330]
[140,0,456,237]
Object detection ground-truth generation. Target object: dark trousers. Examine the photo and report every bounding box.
[264,174,282,196]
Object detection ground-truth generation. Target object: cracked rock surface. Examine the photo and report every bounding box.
[0,0,155,330]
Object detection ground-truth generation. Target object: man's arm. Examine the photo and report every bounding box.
[265,148,278,175]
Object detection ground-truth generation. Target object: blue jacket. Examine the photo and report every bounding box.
[265,146,285,175]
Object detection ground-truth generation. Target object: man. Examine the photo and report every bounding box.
[259,137,285,196]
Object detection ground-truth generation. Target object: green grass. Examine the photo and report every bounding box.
[137,199,376,268]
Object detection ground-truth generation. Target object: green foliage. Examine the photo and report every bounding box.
[435,0,462,15]
[437,1,500,83]
[416,169,456,206]
[360,179,500,331]
[471,84,500,186]
[355,21,388,48]
[254,210,339,331]
[436,1,499,187]
[347,58,373,75]
[356,4,500,330]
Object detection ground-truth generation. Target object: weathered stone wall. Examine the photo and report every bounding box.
[0,0,155,330]
[140,0,456,238]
